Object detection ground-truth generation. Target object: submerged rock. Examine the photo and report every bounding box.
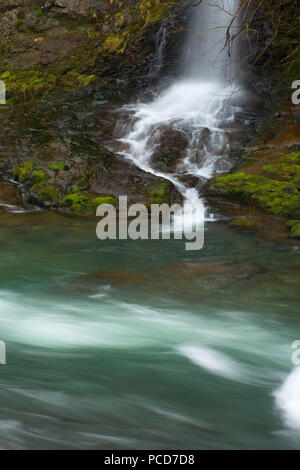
[161,259,265,280]
[0,181,28,214]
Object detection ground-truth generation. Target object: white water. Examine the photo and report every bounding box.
[116,0,244,211]
[275,367,300,430]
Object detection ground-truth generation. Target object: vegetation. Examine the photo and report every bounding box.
[215,171,300,218]
[62,192,117,215]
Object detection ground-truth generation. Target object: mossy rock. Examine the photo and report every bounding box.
[149,182,174,205]
[214,172,300,219]
[263,152,300,184]
[229,217,255,230]
[49,162,70,172]
[290,224,300,238]
[62,191,117,215]
[30,170,48,185]
[13,161,35,181]
[287,219,300,238]
[1,68,96,104]
[37,185,58,203]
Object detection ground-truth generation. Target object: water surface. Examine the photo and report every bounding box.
[0,210,299,449]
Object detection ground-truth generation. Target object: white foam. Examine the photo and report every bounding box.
[176,344,243,381]
[275,367,300,429]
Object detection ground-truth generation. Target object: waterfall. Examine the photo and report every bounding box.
[115,0,246,212]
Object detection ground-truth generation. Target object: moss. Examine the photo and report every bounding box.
[229,217,255,230]
[62,191,117,214]
[49,161,70,172]
[215,172,300,218]
[149,182,172,204]
[30,170,48,185]
[103,25,138,54]
[89,196,117,211]
[290,224,300,238]
[62,192,90,214]
[115,11,126,27]
[71,186,80,193]
[103,33,126,53]
[1,68,96,103]
[286,219,299,230]
[103,2,171,55]
[37,185,58,203]
[140,1,170,25]
[263,152,300,183]
[13,160,34,181]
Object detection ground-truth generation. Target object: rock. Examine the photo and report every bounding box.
[44,0,91,17]
[283,187,295,194]
[161,259,265,280]
[62,269,147,294]
[287,220,300,239]
[151,127,189,171]
[0,9,19,36]
[91,150,182,206]
[0,181,27,214]
[229,217,255,230]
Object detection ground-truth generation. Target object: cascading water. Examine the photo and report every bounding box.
[115,0,246,211]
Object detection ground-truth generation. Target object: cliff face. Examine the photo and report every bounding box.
[0,0,186,214]
[0,0,187,104]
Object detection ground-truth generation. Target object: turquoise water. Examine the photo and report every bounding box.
[0,210,300,449]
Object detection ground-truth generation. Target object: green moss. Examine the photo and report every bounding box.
[140,1,170,25]
[290,224,300,238]
[103,2,171,55]
[1,67,96,103]
[62,192,90,214]
[89,196,117,211]
[13,160,34,181]
[115,12,126,27]
[49,161,70,172]
[103,34,126,52]
[229,217,254,230]
[149,182,172,205]
[30,170,48,184]
[37,185,58,203]
[103,25,138,54]
[286,219,299,230]
[215,172,300,218]
[62,191,117,214]
[263,152,300,183]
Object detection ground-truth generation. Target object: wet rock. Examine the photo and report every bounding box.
[62,269,147,294]
[161,259,265,280]
[151,127,189,171]
[80,270,147,285]
[44,0,91,17]
[283,187,295,195]
[0,181,27,214]
[91,151,182,206]
[0,8,19,36]
[287,220,300,239]
[229,217,256,230]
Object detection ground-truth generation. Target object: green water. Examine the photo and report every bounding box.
[0,210,300,449]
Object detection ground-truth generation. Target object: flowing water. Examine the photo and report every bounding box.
[116,0,246,207]
[0,211,299,449]
[0,0,300,450]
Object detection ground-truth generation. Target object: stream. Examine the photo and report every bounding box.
[0,211,299,449]
[0,0,299,450]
